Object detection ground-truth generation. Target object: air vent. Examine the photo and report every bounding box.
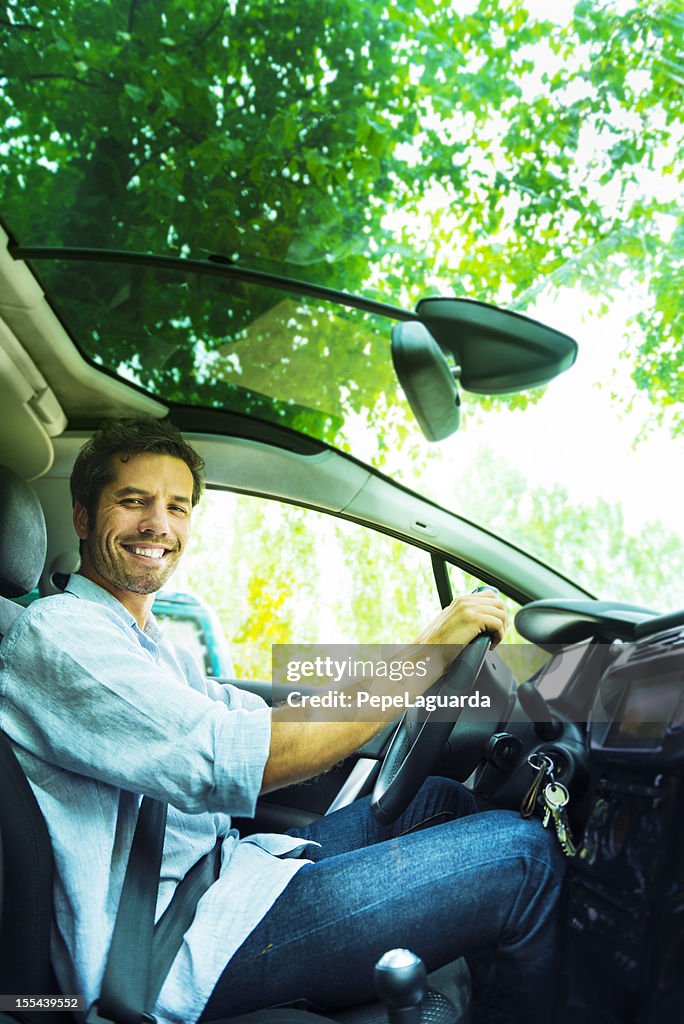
[629,628,684,663]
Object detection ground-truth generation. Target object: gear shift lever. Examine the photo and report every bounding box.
[374,948,427,1024]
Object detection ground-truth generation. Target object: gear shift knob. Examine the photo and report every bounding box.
[374,948,427,1024]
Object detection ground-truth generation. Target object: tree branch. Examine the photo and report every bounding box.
[193,3,229,49]
[128,0,141,35]
[26,73,98,89]
[88,66,125,88]
[159,3,229,51]
[0,18,39,30]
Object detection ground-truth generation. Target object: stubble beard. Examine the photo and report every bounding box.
[84,536,180,596]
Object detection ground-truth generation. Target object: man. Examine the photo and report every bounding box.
[0,417,564,1024]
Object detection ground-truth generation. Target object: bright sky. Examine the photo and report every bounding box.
[443,285,684,535]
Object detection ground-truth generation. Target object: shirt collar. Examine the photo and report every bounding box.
[65,573,163,642]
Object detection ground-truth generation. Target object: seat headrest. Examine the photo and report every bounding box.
[0,465,47,598]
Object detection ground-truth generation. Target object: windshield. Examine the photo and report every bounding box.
[20,254,405,446]
[1,0,683,608]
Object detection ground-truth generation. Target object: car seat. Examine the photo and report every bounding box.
[0,463,465,1024]
[0,465,64,1022]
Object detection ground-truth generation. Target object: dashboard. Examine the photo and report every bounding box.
[505,602,684,1023]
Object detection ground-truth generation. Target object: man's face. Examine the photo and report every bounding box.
[74,452,194,597]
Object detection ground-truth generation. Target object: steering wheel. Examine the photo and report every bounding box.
[370,631,492,825]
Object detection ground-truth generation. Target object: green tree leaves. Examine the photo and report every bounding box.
[0,0,681,430]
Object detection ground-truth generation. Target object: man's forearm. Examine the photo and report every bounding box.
[261,716,387,793]
[261,642,453,792]
[260,591,508,794]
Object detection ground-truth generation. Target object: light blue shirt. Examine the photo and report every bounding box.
[0,574,313,1024]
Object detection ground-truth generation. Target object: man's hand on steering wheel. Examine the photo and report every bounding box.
[370,588,509,825]
[415,588,508,659]
[267,589,508,798]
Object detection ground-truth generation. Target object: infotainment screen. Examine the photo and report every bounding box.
[604,673,684,750]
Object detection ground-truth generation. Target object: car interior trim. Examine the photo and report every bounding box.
[0,229,168,420]
[325,758,380,815]
[11,245,412,323]
[30,432,596,607]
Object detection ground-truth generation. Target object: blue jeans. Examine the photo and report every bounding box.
[200,778,565,1024]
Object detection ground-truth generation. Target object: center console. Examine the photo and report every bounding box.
[563,629,684,1023]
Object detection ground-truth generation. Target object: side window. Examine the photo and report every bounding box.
[171,490,441,680]
[153,613,212,677]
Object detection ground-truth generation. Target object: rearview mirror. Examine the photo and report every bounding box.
[417,297,577,395]
[391,321,461,442]
[392,298,578,441]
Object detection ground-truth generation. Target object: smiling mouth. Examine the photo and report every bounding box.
[121,544,171,561]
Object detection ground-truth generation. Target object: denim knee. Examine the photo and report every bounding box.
[414,775,480,816]
[475,809,565,868]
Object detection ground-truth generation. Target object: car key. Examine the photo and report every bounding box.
[543,781,567,828]
[542,799,552,829]
[520,753,554,819]
[541,774,562,828]
[543,781,577,857]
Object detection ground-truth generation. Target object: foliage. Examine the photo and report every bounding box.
[1,0,682,432]
[3,1,684,648]
[166,456,684,680]
[452,452,684,610]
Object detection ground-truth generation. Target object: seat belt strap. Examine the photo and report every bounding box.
[87,798,222,1024]
[90,796,167,1024]
[147,840,222,1007]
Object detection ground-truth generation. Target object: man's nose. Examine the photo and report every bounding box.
[137,501,170,535]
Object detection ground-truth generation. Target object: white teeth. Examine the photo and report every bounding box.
[132,547,165,559]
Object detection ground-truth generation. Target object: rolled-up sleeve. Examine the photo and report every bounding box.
[0,600,271,816]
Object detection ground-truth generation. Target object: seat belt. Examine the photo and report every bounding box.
[148,840,221,1002]
[87,796,166,1024]
[86,797,221,1024]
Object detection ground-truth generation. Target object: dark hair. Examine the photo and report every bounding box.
[70,416,205,521]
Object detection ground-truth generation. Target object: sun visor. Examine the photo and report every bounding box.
[0,316,66,479]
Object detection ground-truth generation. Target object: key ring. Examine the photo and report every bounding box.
[527,752,553,774]
[520,753,555,819]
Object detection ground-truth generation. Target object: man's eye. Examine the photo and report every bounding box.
[170,505,188,515]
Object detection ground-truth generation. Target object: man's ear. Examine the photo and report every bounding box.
[73,501,89,540]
